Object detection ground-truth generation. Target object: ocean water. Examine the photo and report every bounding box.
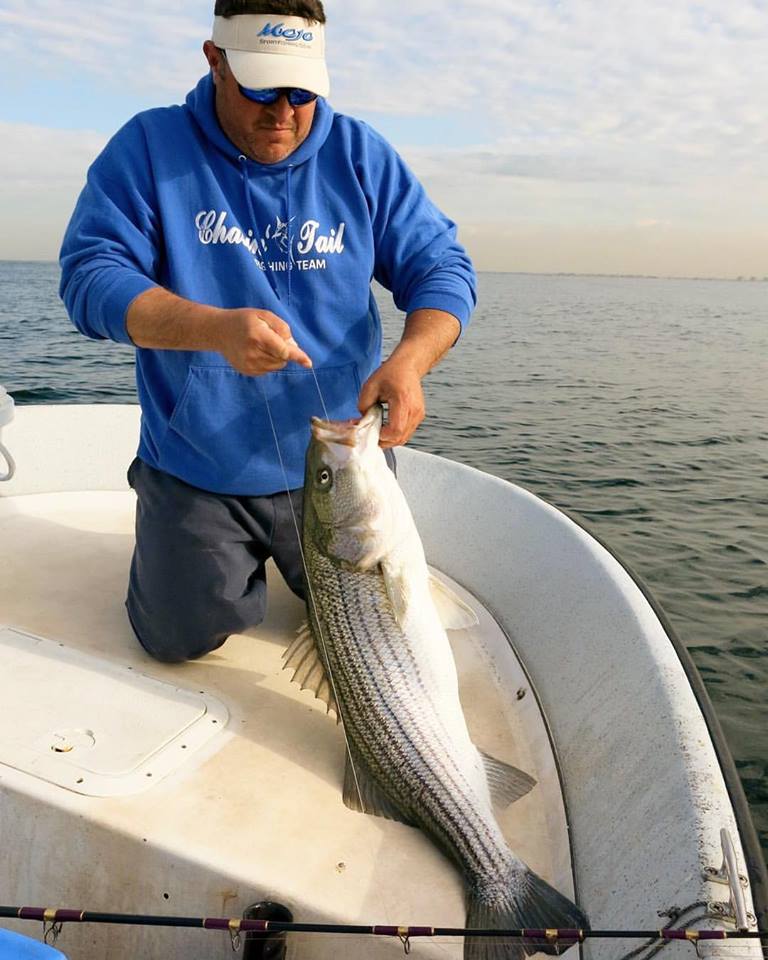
[1,261,766,865]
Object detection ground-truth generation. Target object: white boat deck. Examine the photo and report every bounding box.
[0,441,572,959]
[1,404,763,960]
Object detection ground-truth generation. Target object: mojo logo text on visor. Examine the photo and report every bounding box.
[258,22,314,42]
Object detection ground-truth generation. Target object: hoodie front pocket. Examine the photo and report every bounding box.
[162,362,362,494]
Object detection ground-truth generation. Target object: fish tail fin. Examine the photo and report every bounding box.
[464,867,589,960]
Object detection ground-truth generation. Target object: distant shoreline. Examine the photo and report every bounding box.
[1,260,765,283]
[480,272,768,282]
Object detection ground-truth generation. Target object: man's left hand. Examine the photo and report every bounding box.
[356,309,460,447]
[357,356,426,448]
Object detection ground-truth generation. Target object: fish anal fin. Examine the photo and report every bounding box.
[429,573,479,630]
[343,749,416,827]
[283,621,337,716]
[480,750,537,807]
[283,621,313,663]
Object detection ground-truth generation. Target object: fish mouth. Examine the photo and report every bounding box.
[310,405,383,447]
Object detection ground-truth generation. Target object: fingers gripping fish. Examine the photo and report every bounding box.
[284,405,589,959]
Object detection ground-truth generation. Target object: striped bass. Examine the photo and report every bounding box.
[285,405,589,959]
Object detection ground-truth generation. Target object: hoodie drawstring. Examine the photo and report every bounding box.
[286,165,293,305]
[239,154,280,300]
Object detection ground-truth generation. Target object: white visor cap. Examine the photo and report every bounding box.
[212,14,329,98]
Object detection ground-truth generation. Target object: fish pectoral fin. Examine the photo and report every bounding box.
[381,560,411,628]
[428,573,480,630]
[343,749,416,827]
[283,621,338,717]
[480,750,537,807]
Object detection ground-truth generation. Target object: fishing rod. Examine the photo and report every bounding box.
[3,905,767,945]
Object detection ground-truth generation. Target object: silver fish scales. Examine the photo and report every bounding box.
[285,406,589,959]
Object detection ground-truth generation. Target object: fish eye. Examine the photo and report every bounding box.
[316,467,332,489]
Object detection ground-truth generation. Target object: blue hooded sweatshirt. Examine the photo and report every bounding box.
[60,74,477,495]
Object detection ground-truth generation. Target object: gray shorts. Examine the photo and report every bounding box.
[125,453,394,663]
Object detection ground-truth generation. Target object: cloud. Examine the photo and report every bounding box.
[1,0,766,270]
[396,139,768,238]
[0,1,209,92]
[0,121,106,192]
[329,0,768,179]
[0,122,109,258]
[402,147,675,186]
[5,0,767,179]
[460,222,768,278]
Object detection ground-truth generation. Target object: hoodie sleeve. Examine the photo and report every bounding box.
[59,117,161,345]
[360,126,477,334]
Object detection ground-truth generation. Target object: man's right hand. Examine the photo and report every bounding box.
[216,309,313,374]
[126,288,312,373]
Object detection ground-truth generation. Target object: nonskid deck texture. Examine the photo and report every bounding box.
[0,490,574,960]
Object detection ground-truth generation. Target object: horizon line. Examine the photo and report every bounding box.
[1,259,766,284]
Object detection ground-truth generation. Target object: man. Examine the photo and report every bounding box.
[59,0,477,663]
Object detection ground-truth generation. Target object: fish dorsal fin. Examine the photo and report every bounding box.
[343,747,416,827]
[283,622,338,718]
[429,573,480,630]
[480,750,537,807]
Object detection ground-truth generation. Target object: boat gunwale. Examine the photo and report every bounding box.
[556,503,768,931]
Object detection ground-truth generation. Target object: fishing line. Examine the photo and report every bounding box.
[309,365,331,422]
[285,334,330,421]
[257,373,368,817]
[259,346,401,928]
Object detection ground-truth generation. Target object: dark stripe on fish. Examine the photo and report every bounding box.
[308,551,510,878]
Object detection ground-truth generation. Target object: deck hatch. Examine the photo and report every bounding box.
[0,626,228,796]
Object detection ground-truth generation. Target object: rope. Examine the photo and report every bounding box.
[617,902,717,960]
[0,439,15,482]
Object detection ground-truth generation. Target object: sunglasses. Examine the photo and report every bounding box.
[237,86,318,107]
[217,50,318,107]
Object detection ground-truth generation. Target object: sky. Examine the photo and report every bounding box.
[1,0,766,277]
